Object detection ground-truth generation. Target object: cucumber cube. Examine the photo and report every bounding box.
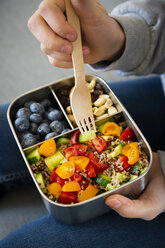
[45,150,64,171]
[27,148,40,165]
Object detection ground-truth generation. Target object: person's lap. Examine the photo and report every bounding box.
[0,75,165,247]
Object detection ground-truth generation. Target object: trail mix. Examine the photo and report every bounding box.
[26,121,149,204]
[57,79,119,127]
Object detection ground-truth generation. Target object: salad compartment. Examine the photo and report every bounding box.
[7,75,152,224]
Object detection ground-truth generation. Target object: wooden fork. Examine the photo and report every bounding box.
[65,0,96,135]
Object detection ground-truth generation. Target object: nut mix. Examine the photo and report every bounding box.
[56,79,118,127]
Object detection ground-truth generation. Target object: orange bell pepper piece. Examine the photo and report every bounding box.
[47,182,61,197]
[62,181,81,192]
[55,161,75,179]
[39,138,56,157]
[101,122,120,137]
[122,142,139,165]
[78,184,99,202]
[69,156,89,171]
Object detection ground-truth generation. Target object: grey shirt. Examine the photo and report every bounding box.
[90,0,165,170]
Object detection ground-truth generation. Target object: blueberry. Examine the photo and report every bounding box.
[42,119,50,125]
[48,107,55,113]
[29,122,38,134]
[15,117,30,132]
[45,132,58,140]
[16,108,31,119]
[61,120,68,129]
[21,133,37,148]
[37,123,50,136]
[30,102,45,115]
[50,120,63,134]
[33,133,41,141]
[48,109,63,121]
[24,100,36,108]
[30,114,42,124]
[61,129,71,134]
[40,99,51,109]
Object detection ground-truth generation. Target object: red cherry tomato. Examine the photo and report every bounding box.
[86,163,96,177]
[71,173,83,182]
[69,130,80,145]
[50,169,65,186]
[74,144,88,156]
[58,192,78,204]
[79,179,89,190]
[116,155,132,172]
[64,146,78,160]
[88,152,108,173]
[91,136,107,153]
[64,144,87,160]
[120,127,134,141]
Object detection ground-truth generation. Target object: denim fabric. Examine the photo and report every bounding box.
[0,212,165,248]
[0,75,165,247]
[108,75,165,151]
[0,103,33,197]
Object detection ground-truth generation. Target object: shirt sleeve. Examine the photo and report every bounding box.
[90,0,165,76]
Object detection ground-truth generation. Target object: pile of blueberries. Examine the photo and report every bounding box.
[14,99,71,148]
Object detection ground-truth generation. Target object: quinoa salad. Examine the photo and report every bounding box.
[25,120,149,205]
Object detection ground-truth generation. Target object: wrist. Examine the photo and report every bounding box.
[101,17,125,62]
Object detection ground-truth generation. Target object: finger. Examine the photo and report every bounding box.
[46,45,90,66]
[41,44,72,62]
[28,12,72,54]
[105,194,160,220]
[39,0,76,41]
[48,56,73,68]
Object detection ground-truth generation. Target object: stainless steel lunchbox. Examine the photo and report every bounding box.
[7,75,153,224]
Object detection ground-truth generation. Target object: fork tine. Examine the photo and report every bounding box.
[77,121,85,136]
[81,118,88,133]
[89,114,97,132]
[85,117,91,132]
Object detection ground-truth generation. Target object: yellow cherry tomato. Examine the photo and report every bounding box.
[39,138,56,157]
[47,182,61,197]
[69,156,89,171]
[122,142,139,165]
[62,181,81,192]
[101,122,120,137]
[55,161,75,179]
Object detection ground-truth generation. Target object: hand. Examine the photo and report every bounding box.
[28,0,125,68]
[105,152,165,220]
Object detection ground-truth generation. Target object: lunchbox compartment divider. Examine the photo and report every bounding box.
[49,86,74,130]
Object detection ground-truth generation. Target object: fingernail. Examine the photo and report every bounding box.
[66,33,75,41]
[106,199,121,209]
[62,44,72,54]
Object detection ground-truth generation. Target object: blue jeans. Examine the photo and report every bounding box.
[0,76,165,248]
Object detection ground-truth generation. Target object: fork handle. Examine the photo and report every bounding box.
[65,0,85,85]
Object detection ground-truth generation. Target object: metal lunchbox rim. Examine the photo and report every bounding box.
[7,74,153,209]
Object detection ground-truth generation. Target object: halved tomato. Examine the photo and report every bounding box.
[91,136,107,153]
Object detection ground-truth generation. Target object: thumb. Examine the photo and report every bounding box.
[105,194,159,220]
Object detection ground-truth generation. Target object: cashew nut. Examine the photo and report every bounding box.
[116,103,122,112]
[93,105,106,116]
[67,114,77,126]
[104,98,113,108]
[66,105,72,114]
[86,79,96,90]
[92,107,97,112]
[94,97,106,107]
[108,106,118,116]
[99,94,110,99]
[96,113,109,121]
